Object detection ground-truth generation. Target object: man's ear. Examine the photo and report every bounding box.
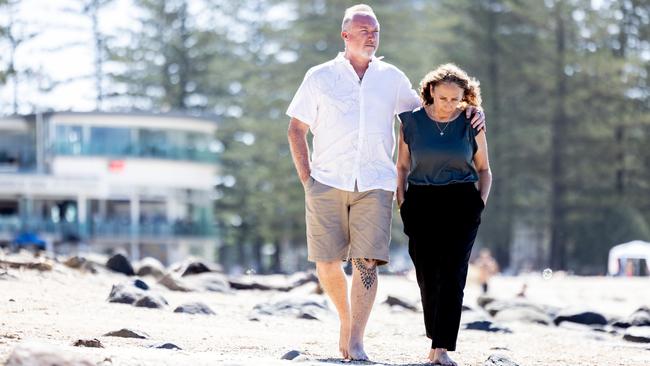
[341,31,348,40]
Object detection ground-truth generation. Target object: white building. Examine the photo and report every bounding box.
[0,111,221,264]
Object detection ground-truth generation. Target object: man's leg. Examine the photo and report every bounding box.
[348,257,378,360]
[316,260,351,360]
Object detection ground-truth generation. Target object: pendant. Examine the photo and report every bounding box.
[440,132,444,136]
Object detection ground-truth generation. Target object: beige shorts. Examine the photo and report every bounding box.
[304,177,393,265]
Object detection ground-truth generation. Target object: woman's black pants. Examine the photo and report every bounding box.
[400,182,484,351]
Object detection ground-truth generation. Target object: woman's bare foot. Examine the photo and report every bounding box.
[348,338,369,361]
[429,348,457,366]
[339,322,351,360]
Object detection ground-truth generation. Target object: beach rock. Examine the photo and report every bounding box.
[623,326,650,343]
[185,272,231,293]
[107,283,146,304]
[174,302,215,315]
[484,299,549,317]
[250,296,331,321]
[494,307,553,325]
[463,320,512,333]
[158,273,193,292]
[72,338,103,348]
[149,342,182,350]
[0,260,52,272]
[103,328,149,339]
[135,257,166,279]
[229,277,277,291]
[6,342,95,366]
[63,256,98,273]
[281,350,301,360]
[553,309,608,326]
[133,279,150,290]
[134,294,168,309]
[484,354,520,366]
[383,295,419,312]
[287,271,319,288]
[106,253,135,276]
[477,294,496,308]
[613,306,650,328]
[181,261,212,276]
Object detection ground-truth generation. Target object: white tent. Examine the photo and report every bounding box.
[608,240,650,276]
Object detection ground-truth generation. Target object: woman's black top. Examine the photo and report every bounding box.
[399,107,479,186]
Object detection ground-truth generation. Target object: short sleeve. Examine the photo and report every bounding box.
[398,111,415,145]
[286,72,318,126]
[394,72,421,115]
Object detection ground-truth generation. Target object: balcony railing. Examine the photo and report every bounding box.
[0,216,213,240]
[54,143,218,163]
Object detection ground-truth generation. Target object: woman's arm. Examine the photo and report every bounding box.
[396,123,411,208]
[473,129,492,205]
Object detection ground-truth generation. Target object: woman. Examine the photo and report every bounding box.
[396,63,492,366]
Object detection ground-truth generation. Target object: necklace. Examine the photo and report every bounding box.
[425,106,457,136]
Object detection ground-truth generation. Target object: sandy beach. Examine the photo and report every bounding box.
[1,252,649,366]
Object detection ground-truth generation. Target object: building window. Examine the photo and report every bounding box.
[89,127,132,156]
[55,125,83,155]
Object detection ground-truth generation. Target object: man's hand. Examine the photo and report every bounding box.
[465,106,486,131]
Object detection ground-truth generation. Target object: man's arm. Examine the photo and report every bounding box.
[287,117,311,185]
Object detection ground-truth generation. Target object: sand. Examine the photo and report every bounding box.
[1,253,649,366]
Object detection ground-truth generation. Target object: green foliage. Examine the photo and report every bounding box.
[99,0,650,273]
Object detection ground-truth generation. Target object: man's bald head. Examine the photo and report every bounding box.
[341,4,378,31]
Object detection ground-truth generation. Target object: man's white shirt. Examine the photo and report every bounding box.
[287,52,420,193]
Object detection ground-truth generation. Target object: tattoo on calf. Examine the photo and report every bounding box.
[352,258,377,290]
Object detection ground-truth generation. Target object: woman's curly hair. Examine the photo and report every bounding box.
[419,63,482,108]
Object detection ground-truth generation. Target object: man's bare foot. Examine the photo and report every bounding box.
[428,348,457,366]
[348,340,369,361]
[339,322,351,360]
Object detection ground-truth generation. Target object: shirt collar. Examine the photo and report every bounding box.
[335,52,383,68]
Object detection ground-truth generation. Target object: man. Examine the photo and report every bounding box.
[287,4,485,361]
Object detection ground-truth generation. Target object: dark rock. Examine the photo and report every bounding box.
[184,272,231,293]
[281,350,301,360]
[174,302,215,315]
[553,309,608,326]
[106,254,135,276]
[134,294,168,309]
[613,306,650,328]
[494,307,553,325]
[383,295,419,312]
[477,294,496,308]
[158,273,193,292]
[623,326,650,343]
[181,261,212,276]
[6,343,95,366]
[107,283,146,304]
[251,296,332,320]
[149,342,182,350]
[135,257,166,279]
[463,320,512,333]
[103,328,149,339]
[484,354,519,366]
[229,277,276,291]
[287,272,319,288]
[73,338,104,348]
[133,279,149,290]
